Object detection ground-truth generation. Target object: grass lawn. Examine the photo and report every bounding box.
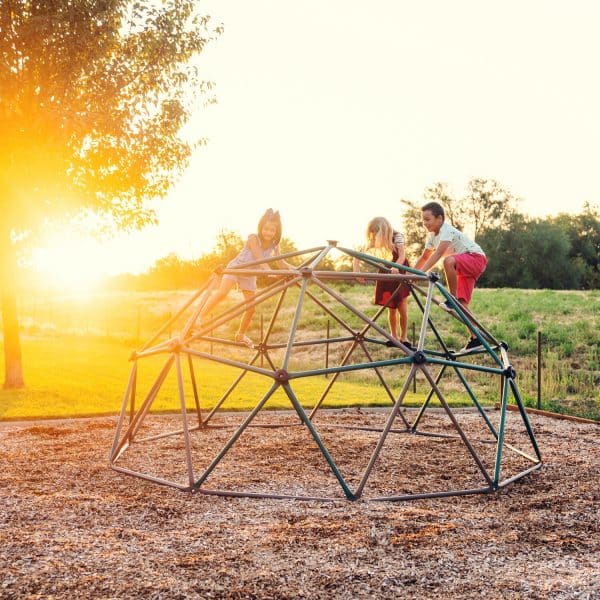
[1,287,599,420]
[1,336,459,420]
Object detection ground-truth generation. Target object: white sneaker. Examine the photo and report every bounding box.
[460,338,483,352]
[439,301,457,314]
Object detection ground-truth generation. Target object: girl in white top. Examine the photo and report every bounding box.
[199,209,291,348]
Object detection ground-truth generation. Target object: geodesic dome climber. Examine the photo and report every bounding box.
[109,241,542,501]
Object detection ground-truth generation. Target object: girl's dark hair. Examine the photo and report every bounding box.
[257,208,282,245]
[421,201,445,221]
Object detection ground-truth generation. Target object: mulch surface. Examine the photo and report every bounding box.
[0,409,598,599]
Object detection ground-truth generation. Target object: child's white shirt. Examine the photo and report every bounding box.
[425,222,485,256]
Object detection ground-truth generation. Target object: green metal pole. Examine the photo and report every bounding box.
[283,383,354,500]
[193,383,280,490]
[493,375,510,487]
[537,330,542,410]
[509,377,543,462]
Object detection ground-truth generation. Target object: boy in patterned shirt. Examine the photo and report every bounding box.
[414,202,487,351]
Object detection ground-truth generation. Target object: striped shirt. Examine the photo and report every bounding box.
[392,231,405,248]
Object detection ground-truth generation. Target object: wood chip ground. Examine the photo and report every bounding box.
[0,409,598,599]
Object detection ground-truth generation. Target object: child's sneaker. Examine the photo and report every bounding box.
[461,337,483,352]
[439,301,457,314]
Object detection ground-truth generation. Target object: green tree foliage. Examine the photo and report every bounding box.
[478,214,581,289]
[0,1,220,387]
[334,253,354,272]
[399,198,423,261]
[279,236,298,257]
[462,177,518,235]
[400,178,518,263]
[550,203,600,289]
[423,182,465,230]
[110,203,598,292]
[213,229,244,265]
[401,178,598,289]
[146,253,201,290]
[110,232,302,291]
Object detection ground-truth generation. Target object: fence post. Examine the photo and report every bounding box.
[136,305,141,345]
[325,320,330,378]
[412,322,416,394]
[537,330,542,410]
[260,313,264,368]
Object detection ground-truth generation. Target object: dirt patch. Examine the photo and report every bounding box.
[0,410,598,599]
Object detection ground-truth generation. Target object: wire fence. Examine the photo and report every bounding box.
[5,289,600,420]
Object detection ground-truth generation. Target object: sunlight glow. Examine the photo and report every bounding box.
[30,238,107,294]
[23,2,600,281]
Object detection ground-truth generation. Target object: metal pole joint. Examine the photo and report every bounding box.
[412,350,428,365]
[168,338,183,353]
[274,369,290,383]
[503,365,517,380]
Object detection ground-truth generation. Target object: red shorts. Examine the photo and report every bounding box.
[454,253,487,304]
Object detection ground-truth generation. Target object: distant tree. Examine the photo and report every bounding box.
[334,253,355,272]
[478,214,579,289]
[279,236,298,257]
[146,253,201,290]
[279,236,331,268]
[189,229,243,282]
[316,256,337,271]
[399,198,424,261]
[400,178,518,266]
[423,182,465,231]
[462,177,519,236]
[401,182,470,262]
[550,203,600,289]
[0,1,220,387]
[213,229,244,265]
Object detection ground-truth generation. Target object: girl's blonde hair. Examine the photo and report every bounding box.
[257,208,282,245]
[366,217,395,253]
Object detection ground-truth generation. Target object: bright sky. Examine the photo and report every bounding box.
[33,0,600,285]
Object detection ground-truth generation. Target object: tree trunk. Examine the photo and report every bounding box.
[0,228,25,389]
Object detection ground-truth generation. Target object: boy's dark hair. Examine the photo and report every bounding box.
[421,201,445,221]
[257,208,282,245]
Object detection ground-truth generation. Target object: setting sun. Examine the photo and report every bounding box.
[30,237,108,294]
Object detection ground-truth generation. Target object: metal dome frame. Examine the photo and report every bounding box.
[109,241,542,501]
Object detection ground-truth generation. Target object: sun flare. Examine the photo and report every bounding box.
[31,238,107,294]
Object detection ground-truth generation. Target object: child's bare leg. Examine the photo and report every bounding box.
[199,279,236,320]
[236,290,256,338]
[387,307,398,339]
[398,298,408,341]
[457,298,477,339]
[443,257,480,346]
[443,255,458,297]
